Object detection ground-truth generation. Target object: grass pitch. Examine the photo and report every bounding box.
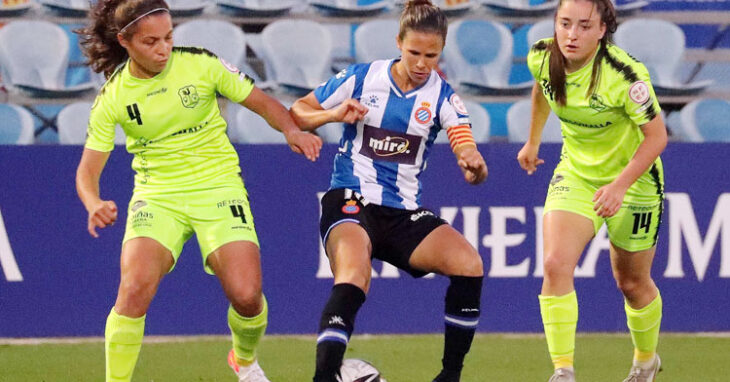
[1,333,727,381]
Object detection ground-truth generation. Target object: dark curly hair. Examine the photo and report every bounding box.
[75,0,169,78]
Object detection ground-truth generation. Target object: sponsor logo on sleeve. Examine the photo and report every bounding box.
[450,93,468,115]
[629,81,650,104]
[219,57,239,73]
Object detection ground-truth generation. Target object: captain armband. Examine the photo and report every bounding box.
[446,124,476,150]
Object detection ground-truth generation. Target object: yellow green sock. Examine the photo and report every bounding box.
[105,308,145,382]
[229,295,268,364]
[626,292,662,366]
[539,291,578,370]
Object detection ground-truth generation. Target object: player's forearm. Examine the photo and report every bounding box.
[76,168,103,212]
[613,124,667,190]
[290,99,335,130]
[528,83,550,145]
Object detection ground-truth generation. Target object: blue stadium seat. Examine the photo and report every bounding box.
[0,104,34,145]
[354,19,401,63]
[612,0,649,16]
[0,0,32,17]
[166,0,209,16]
[435,100,490,143]
[614,19,712,96]
[173,19,261,83]
[526,18,554,47]
[309,0,390,17]
[506,99,562,143]
[480,0,559,18]
[0,20,94,98]
[216,0,296,17]
[678,98,730,142]
[443,20,532,96]
[260,19,334,95]
[57,101,126,145]
[38,0,90,17]
[230,102,288,144]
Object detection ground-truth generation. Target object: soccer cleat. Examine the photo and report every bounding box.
[228,349,271,382]
[548,368,576,382]
[623,354,662,382]
[432,369,461,382]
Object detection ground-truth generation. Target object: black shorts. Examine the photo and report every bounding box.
[319,188,448,278]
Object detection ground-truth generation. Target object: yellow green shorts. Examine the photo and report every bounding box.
[122,180,259,274]
[544,162,664,252]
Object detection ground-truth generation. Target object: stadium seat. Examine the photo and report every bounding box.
[166,0,208,16]
[443,20,533,96]
[0,0,32,17]
[260,19,334,95]
[677,98,730,142]
[216,0,296,17]
[612,0,649,16]
[230,103,288,144]
[172,19,261,83]
[526,18,554,47]
[0,104,34,144]
[480,0,559,18]
[354,19,401,63]
[0,20,94,98]
[614,19,713,96]
[38,0,90,17]
[435,100,490,143]
[506,99,562,143]
[430,0,476,17]
[309,0,390,17]
[57,101,126,145]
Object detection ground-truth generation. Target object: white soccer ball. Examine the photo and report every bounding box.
[338,358,385,382]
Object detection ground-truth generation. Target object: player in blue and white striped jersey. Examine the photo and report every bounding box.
[291,1,487,381]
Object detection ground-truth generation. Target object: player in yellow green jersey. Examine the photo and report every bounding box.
[74,1,322,381]
[517,1,666,381]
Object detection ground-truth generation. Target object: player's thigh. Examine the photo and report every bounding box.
[409,225,482,277]
[605,196,663,254]
[122,196,192,274]
[188,185,260,275]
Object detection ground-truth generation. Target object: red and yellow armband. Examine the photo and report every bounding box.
[446,124,476,150]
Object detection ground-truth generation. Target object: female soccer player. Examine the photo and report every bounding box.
[290,1,487,381]
[75,1,321,381]
[517,0,667,381]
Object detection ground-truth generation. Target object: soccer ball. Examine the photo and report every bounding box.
[338,358,386,382]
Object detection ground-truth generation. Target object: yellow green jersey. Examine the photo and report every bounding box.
[85,47,255,193]
[527,38,662,185]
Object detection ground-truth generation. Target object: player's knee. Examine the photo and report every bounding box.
[116,279,158,315]
[542,252,574,281]
[614,275,649,299]
[229,285,263,316]
[457,249,483,277]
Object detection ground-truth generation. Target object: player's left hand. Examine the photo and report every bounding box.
[284,130,323,162]
[457,146,488,185]
[593,181,628,218]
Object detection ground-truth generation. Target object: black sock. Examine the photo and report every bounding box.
[441,275,483,373]
[313,283,366,382]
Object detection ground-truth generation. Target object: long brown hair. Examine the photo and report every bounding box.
[398,0,448,43]
[548,0,617,106]
[76,0,170,78]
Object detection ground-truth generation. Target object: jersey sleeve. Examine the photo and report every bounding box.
[438,85,471,130]
[527,38,551,80]
[622,62,661,126]
[85,91,117,152]
[313,64,361,110]
[207,54,255,104]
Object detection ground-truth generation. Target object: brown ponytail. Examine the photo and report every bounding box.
[399,0,448,43]
[548,0,617,106]
[76,0,169,78]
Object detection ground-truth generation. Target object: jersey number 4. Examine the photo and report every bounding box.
[230,205,247,224]
[126,103,143,125]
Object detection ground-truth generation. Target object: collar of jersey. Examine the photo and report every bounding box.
[387,59,431,98]
[124,53,173,83]
[565,46,599,78]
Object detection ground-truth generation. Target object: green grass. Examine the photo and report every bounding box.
[1,334,728,381]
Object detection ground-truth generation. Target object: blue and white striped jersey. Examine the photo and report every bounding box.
[314,59,471,210]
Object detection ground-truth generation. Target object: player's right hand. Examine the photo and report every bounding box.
[517,142,545,175]
[87,200,118,238]
[331,99,368,124]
